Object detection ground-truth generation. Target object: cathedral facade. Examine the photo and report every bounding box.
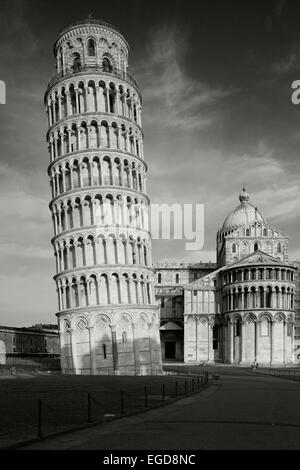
[45,19,162,375]
[156,188,297,366]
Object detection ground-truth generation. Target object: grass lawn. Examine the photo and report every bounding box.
[0,372,204,448]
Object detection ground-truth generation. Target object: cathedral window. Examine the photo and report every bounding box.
[259,286,264,307]
[213,325,218,350]
[122,331,127,343]
[158,273,161,284]
[277,243,282,254]
[263,228,267,236]
[102,344,107,359]
[176,273,180,284]
[235,320,241,337]
[88,38,96,56]
[254,242,259,252]
[232,243,237,254]
[266,287,272,308]
[246,228,250,236]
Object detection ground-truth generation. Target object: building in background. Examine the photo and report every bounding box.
[155,188,297,366]
[45,18,162,375]
[154,262,216,361]
[0,325,59,359]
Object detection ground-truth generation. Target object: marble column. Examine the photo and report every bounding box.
[88,326,97,374]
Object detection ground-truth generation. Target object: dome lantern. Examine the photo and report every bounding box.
[239,184,250,204]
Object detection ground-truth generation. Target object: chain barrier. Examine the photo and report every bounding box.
[0,374,209,442]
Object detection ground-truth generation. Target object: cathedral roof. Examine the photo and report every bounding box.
[160,321,183,331]
[221,186,266,233]
[223,250,294,270]
[184,267,224,290]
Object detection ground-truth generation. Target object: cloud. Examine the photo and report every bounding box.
[135,25,231,130]
[275,0,285,19]
[0,243,51,260]
[271,47,300,75]
[0,0,39,60]
[150,139,300,263]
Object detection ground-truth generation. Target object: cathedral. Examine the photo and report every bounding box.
[156,187,298,366]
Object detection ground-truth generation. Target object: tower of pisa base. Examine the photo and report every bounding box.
[45,19,162,375]
[59,307,162,375]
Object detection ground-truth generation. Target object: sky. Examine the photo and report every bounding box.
[0,0,300,326]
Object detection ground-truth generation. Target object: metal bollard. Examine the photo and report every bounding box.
[120,389,124,414]
[87,392,92,423]
[37,399,42,438]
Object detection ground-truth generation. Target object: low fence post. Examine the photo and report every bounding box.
[87,392,92,423]
[162,384,165,402]
[197,377,200,390]
[144,385,148,408]
[175,381,178,397]
[120,389,124,415]
[192,378,195,392]
[184,378,187,395]
[37,399,42,438]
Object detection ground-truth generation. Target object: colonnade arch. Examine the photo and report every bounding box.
[46,78,141,128]
[48,118,143,162]
[49,154,146,198]
[56,272,153,311]
[51,192,149,235]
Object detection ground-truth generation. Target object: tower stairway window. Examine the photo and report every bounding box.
[102,58,112,73]
[72,54,81,73]
[88,39,95,56]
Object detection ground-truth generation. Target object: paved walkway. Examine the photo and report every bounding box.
[18,370,300,450]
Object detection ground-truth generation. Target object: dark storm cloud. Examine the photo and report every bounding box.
[0,0,299,325]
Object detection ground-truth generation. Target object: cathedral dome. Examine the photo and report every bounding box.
[221,187,266,232]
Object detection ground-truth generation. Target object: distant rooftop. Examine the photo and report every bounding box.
[0,325,58,335]
[153,260,217,269]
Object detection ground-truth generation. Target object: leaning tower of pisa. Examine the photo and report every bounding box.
[45,18,162,375]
